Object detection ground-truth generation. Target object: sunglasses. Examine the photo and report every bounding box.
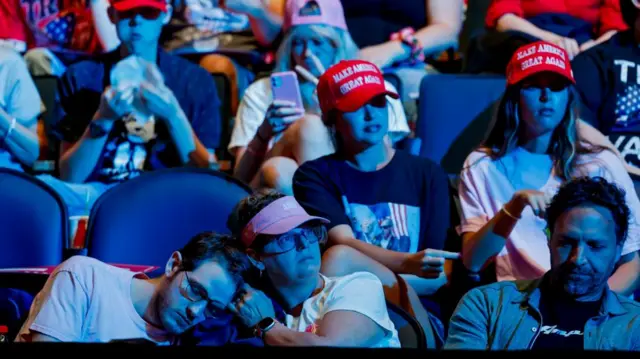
[261,225,326,255]
[116,7,163,20]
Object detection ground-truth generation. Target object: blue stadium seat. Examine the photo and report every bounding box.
[85,168,252,267]
[0,169,68,268]
[416,74,506,174]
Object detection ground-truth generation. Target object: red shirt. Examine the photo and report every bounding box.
[485,0,628,36]
[0,0,102,54]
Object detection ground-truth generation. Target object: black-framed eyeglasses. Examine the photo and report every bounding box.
[179,271,227,319]
[262,225,327,255]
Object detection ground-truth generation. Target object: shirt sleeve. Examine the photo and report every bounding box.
[293,160,350,229]
[419,160,450,251]
[587,150,640,255]
[188,73,222,149]
[598,0,629,35]
[485,0,524,29]
[572,49,610,133]
[54,65,101,143]
[323,272,396,336]
[17,270,89,342]
[444,287,490,349]
[384,81,410,143]
[228,80,271,151]
[457,158,491,236]
[1,48,43,122]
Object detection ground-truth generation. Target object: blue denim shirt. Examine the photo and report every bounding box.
[445,277,640,350]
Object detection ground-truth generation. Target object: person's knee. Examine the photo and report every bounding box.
[199,54,237,78]
[259,156,298,195]
[23,48,57,76]
[287,114,334,163]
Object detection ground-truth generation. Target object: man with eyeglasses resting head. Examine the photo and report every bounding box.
[224,190,400,347]
[15,232,249,343]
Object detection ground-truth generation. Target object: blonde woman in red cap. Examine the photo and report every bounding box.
[292,59,457,346]
[230,0,409,196]
[457,41,640,295]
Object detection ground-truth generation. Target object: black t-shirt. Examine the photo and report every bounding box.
[532,284,601,350]
[341,0,427,49]
[292,150,450,253]
[55,49,222,183]
[573,31,640,168]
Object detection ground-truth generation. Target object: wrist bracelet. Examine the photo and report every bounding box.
[502,206,521,220]
[390,27,425,65]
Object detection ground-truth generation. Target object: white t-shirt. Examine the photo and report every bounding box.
[458,148,640,282]
[16,256,173,344]
[0,47,44,171]
[228,77,411,152]
[284,272,401,348]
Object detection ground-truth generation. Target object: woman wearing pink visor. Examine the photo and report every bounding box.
[457,41,640,295]
[226,190,400,347]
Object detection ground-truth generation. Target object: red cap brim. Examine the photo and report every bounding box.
[508,68,576,86]
[334,88,399,113]
[111,0,167,12]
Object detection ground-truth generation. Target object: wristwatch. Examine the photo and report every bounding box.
[254,317,276,339]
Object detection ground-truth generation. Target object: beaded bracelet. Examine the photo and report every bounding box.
[389,27,425,65]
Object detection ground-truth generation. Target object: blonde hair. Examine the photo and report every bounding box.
[274,24,359,108]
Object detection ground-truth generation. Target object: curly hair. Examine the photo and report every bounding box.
[621,0,638,29]
[178,231,250,288]
[546,177,631,245]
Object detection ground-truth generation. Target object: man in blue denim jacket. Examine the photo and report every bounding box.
[446,177,640,350]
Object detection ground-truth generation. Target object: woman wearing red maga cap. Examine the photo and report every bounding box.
[293,59,456,323]
[226,190,401,347]
[458,41,640,294]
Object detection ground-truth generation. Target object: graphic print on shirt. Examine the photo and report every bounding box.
[343,197,420,253]
[20,0,98,52]
[610,59,640,167]
[539,325,583,338]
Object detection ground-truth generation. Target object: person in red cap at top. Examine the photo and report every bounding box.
[457,41,640,296]
[464,0,627,74]
[225,189,401,347]
[34,0,223,217]
[292,59,457,341]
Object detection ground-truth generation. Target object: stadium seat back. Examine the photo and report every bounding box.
[0,169,68,268]
[416,74,505,174]
[85,168,252,267]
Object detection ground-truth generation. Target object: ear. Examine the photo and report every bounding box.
[165,251,183,278]
[246,248,265,271]
[161,5,173,25]
[107,6,117,25]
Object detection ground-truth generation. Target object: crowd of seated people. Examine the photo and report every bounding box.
[2,0,640,351]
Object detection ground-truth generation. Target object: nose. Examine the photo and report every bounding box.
[568,243,587,266]
[539,87,550,103]
[186,301,207,321]
[129,13,142,26]
[363,104,375,122]
[295,234,311,251]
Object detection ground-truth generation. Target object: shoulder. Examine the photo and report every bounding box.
[324,271,383,293]
[52,256,121,283]
[460,150,495,176]
[460,279,526,305]
[295,154,338,178]
[397,151,444,172]
[161,52,212,81]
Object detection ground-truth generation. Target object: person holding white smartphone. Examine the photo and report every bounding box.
[230,0,410,195]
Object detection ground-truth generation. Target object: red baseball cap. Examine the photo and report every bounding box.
[317,60,399,114]
[109,0,167,12]
[506,41,575,86]
[240,196,329,248]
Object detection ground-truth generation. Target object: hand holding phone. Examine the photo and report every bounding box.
[256,72,305,140]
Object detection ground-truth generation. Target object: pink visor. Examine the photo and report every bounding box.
[241,196,329,248]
